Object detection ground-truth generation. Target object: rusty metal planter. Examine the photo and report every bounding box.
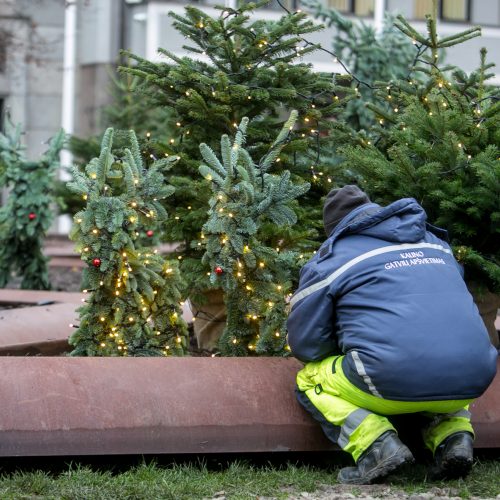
[0,357,498,457]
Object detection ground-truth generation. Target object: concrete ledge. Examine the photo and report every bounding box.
[0,357,498,457]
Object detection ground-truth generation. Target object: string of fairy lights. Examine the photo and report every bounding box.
[160,4,353,187]
[68,147,189,356]
[196,118,315,353]
[70,4,498,356]
[151,0,496,191]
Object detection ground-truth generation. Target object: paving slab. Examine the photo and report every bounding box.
[0,357,498,457]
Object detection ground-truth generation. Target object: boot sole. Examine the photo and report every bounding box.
[339,448,415,485]
[430,455,473,480]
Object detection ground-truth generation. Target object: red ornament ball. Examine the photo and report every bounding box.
[28,212,36,220]
[214,266,223,275]
[146,230,154,237]
[92,258,101,268]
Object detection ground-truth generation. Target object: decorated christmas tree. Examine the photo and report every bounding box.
[0,118,64,290]
[334,6,499,344]
[67,128,189,356]
[200,112,310,355]
[61,64,172,219]
[121,1,349,294]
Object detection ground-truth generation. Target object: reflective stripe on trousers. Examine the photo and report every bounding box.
[296,355,474,461]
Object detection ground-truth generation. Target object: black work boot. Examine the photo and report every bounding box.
[337,431,414,485]
[429,432,474,480]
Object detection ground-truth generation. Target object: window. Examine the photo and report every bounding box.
[327,0,374,16]
[327,0,350,11]
[414,0,470,22]
[441,0,469,21]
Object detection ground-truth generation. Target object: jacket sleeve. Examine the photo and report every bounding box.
[286,265,338,363]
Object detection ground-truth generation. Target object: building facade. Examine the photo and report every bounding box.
[1,0,500,160]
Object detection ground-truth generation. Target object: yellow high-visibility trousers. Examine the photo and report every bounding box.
[296,355,474,462]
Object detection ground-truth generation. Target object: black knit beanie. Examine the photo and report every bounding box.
[323,185,370,236]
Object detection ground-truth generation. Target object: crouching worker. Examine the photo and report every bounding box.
[287,185,497,485]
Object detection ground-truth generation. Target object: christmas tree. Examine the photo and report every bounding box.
[200,111,310,355]
[60,60,172,219]
[121,1,349,294]
[0,116,21,186]
[0,118,64,290]
[336,9,499,295]
[303,0,417,130]
[67,128,189,356]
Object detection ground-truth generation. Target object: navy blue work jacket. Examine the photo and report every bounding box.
[287,198,497,401]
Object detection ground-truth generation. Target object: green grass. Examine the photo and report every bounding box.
[0,457,498,499]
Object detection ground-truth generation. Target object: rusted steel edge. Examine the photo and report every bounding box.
[0,357,498,457]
